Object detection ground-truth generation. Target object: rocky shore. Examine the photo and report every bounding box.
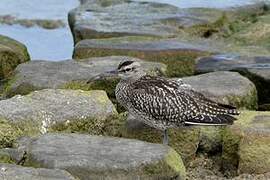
[0,0,270,179]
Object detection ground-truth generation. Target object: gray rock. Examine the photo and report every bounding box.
[73,37,209,77]
[196,55,270,106]
[222,111,270,175]
[0,89,117,133]
[17,133,186,179]
[180,71,258,152]
[0,163,76,180]
[182,71,258,110]
[74,38,212,57]
[68,0,223,43]
[4,56,166,97]
[0,35,30,80]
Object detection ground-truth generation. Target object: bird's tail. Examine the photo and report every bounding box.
[185,102,240,126]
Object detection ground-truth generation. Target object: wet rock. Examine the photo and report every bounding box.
[0,89,117,135]
[0,35,30,79]
[0,163,76,180]
[196,55,270,106]
[222,111,270,175]
[16,133,186,179]
[4,56,165,98]
[182,71,258,110]
[73,37,209,77]
[68,0,223,43]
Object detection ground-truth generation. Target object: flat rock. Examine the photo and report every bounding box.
[196,55,270,105]
[16,133,186,179]
[4,56,166,97]
[73,37,209,77]
[222,111,270,175]
[182,71,258,110]
[0,35,30,79]
[0,89,117,134]
[0,163,76,180]
[69,0,223,43]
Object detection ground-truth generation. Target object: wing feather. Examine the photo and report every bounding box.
[128,75,239,126]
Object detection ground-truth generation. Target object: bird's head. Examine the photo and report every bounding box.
[87,60,146,84]
[108,60,146,80]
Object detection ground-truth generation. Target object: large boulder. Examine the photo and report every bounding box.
[182,71,258,110]
[13,133,186,179]
[0,163,76,180]
[222,111,270,176]
[0,89,117,141]
[73,37,209,77]
[196,55,270,108]
[3,56,165,98]
[0,35,30,79]
[68,0,224,43]
[182,71,257,153]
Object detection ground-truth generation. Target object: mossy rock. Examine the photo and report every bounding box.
[0,35,30,79]
[222,111,270,175]
[0,118,40,149]
[50,113,199,165]
[73,37,210,77]
[19,133,187,179]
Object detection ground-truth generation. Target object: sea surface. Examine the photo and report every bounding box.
[0,0,79,61]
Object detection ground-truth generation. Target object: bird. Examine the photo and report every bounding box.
[111,60,240,145]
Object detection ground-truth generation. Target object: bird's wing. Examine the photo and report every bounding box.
[129,75,239,126]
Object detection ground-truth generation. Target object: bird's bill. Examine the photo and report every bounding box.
[105,69,118,75]
[87,69,118,84]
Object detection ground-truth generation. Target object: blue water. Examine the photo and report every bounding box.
[0,0,79,20]
[0,0,79,61]
[0,25,74,61]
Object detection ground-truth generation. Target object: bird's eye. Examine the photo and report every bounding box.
[125,68,132,72]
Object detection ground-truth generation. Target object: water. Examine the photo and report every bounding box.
[0,0,79,61]
[135,0,267,9]
[0,25,74,61]
[0,0,79,20]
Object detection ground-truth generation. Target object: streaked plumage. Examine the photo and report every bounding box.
[114,60,239,144]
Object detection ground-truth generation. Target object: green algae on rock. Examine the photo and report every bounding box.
[0,35,30,80]
[0,89,117,135]
[73,37,210,77]
[222,111,270,175]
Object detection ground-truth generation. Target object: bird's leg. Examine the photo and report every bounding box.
[163,129,169,145]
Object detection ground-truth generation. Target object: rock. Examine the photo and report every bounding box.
[73,37,209,77]
[0,89,117,136]
[177,71,257,153]
[123,114,200,165]
[182,71,258,110]
[222,111,270,175]
[68,0,224,43]
[4,56,165,98]
[0,35,30,79]
[196,55,270,107]
[16,133,186,179]
[0,163,76,180]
